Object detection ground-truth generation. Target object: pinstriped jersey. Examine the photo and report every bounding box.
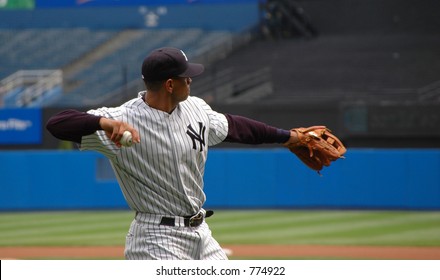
[80,91,229,216]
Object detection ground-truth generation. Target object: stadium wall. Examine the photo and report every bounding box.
[0,149,439,211]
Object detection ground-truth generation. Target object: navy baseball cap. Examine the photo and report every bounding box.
[141,47,204,82]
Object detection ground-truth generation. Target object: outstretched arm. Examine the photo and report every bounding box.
[46,109,140,147]
[224,114,298,145]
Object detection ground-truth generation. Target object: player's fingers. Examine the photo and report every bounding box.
[129,129,141,143]
[99,118,126,146]
[111,124,126,143]
[108,120,139,145]
[112,132,123,147]
[105,130,121,147]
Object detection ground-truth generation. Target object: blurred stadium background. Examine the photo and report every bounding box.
[0,0,440,259]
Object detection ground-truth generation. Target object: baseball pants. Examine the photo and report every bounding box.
[125,212,228,260]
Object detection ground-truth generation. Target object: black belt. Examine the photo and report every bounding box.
[160,210,214,227]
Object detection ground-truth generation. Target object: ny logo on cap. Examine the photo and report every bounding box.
[180,50,188,61]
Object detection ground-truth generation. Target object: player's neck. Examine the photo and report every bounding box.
[144,91,177,114]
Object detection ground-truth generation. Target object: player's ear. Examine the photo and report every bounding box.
[164,78,173,93]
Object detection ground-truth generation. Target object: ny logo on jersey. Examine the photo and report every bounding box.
[186,122,206,152]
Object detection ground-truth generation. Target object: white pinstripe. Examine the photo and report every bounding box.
[80,91,229,259]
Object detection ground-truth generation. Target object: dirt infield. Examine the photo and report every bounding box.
[2,245,440,259]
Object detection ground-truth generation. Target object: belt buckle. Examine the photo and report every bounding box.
[189,212,203,227]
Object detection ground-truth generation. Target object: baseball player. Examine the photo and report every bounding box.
[46,47,299,260]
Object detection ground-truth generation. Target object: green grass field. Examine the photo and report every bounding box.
[1,210,440,247]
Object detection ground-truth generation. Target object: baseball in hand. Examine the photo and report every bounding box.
[120,131,133,147]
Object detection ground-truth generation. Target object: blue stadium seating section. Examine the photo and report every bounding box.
[0,28,116,79]
[0,2,258,107]
[0,28,118,107]
[0,27,235,107]
[3,87,25,107]
[56,29,233,107]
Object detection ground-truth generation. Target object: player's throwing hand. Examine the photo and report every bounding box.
[99,118,140,147]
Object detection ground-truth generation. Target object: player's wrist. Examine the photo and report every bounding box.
[283,129,299,146]
[98,117,116,131]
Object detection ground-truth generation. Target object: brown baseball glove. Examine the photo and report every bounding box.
[284,126,346,174]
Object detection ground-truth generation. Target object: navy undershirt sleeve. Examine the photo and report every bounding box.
[224,113,290,144]
[46,109,102,144]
